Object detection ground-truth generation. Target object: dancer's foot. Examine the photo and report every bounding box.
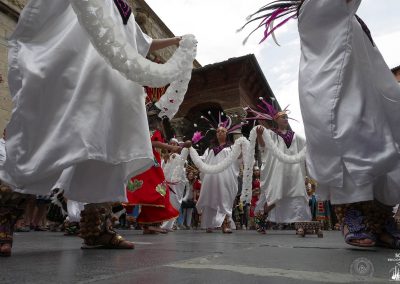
[206,228,213,233]
[143,227,158,234]
[257,228,266,234]
[376,218,400,249]
[34,226,48,232]
[222,227,232,234]
[342,208,376,247]
[145,226,168,234]
[82,233,134,249]
[377,232,400,249]
[64,222,80,236]
[222,217,233,234]
[342,224,375,246]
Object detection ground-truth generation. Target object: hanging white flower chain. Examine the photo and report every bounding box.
[241,134,256,204]
[69,0,197,119]
[168,148,189,183]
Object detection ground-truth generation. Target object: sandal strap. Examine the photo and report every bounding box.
[343,209,366,233]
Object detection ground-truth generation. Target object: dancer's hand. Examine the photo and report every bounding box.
[256,126,266,148]
[174,36,182,47]
[183,140,192,148]
[256,126,264,137]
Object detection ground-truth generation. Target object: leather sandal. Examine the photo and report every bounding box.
[342,209,376,247]
[81,233,134,249]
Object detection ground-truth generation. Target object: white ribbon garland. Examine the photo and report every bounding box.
[240,126,307,204]
[189,137,249,174]
[158,127,306,204]
[69,0,197,119]
[250,126,306,164]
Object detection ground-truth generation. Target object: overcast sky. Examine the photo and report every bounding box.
[146,0,400,136]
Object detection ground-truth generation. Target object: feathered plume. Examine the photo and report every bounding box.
[238,0,302,45]
[245,97,295,121]
[192,131,204,144]
[199,110,244,134]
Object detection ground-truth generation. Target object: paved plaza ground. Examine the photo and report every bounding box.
[0,229,398,283]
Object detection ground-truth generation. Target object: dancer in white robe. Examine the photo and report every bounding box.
[196,127,240,233]
[244,0,400,248]
[1,0,181,202]
[0,0,194,253]
[255,122,311,226]
[298,0,400,248]
[246,100,311,230]
[161,139,188,231]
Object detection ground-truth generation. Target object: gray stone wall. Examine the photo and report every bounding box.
[0,1,20,132]
[130,0,177,63]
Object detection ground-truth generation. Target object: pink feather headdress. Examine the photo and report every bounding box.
[200,111,245,134]
[245,97,294,122]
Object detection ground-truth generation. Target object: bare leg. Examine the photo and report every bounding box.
[222,215,233,234]
[32,203,48,231]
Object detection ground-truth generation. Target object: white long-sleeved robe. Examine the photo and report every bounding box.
[298,0,400,205]
[161,154,187,230]
[255,129,311,223]
[196,146,240,229]
[0,0,154,203]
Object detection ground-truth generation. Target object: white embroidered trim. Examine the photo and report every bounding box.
[70,0,197,119]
